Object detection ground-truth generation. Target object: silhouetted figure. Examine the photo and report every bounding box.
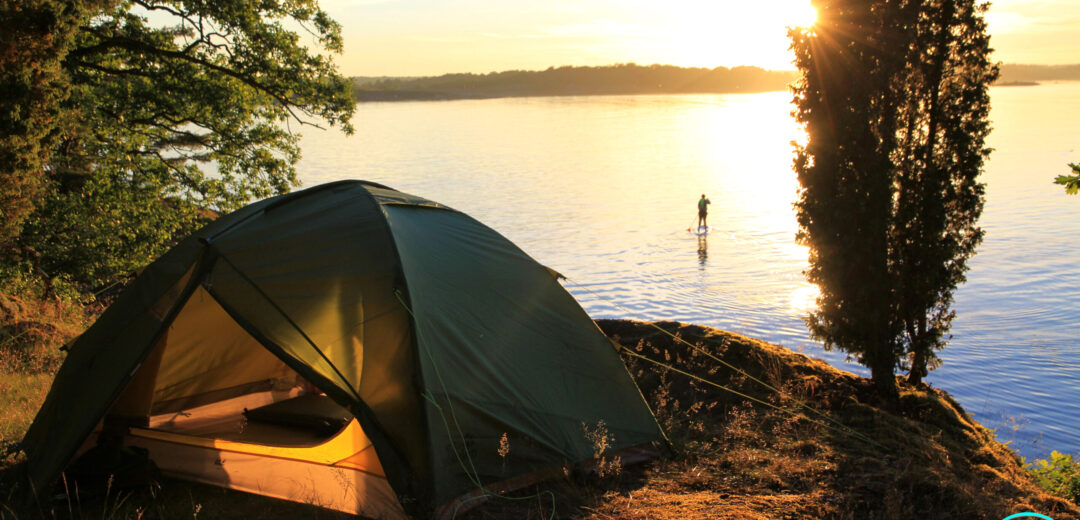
[697,194,711,229]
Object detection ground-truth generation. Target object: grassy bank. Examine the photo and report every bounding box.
[595,320,1079,519]
[1,315,1077,519]
[0,281,92,449]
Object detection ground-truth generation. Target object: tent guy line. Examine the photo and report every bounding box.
[620,349,883,449]
[395,289,559,520]
[562,276,884,449]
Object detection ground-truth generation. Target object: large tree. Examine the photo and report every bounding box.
[790,0,997,400]
[3,0,354,291]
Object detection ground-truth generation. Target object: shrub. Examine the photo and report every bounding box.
[1028,451,1080,503]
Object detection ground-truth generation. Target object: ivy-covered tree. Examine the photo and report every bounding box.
[6,0,354,291]
[0,1,109,252]
[790,0,997,400]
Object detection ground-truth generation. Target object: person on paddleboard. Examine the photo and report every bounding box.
[697,194,711,230]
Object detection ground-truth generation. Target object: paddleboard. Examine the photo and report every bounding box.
[688,225,712,236]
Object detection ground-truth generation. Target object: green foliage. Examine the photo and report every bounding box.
[0,1,111,251]
[0,265,90,380]
[5,0,355,291]
[1055,163,1080,194]
[789,0,997,398]
[1028,451,1080,503]
[21,174,203,290]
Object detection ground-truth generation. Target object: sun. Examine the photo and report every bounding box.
[653,0,818,70]
[783,1,818,28]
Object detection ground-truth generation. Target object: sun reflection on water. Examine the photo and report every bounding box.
[788,284,819,314]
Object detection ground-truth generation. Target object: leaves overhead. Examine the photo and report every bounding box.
[62,0,353,206]
[7,0,355,291]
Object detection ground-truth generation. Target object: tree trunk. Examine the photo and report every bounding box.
[907,349,926,385]
[907,316,928,385]
[870,337,900,408]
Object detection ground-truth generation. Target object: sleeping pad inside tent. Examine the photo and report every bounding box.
[18,180,666,519]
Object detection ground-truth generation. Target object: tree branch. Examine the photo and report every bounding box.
[69,31,324,129]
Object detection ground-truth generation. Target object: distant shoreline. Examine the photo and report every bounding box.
[351,62,1079,103]
[352,86,793,102]
[352,63,798,103]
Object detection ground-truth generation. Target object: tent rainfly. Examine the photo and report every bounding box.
[19,180,666,519]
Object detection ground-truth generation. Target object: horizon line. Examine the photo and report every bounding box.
[348,61,1080,80]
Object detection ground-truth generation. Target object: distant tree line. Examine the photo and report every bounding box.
[995,63,1080,84]
[352,64,799,101]
[352,62,1078,102]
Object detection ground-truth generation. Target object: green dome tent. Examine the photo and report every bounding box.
[19,180,665,518]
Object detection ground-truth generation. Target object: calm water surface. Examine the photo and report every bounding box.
[296,83,1080,459]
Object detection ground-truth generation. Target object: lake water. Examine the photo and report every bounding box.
[296,82,1080,460]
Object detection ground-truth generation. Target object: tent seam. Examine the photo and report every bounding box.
[212,252,364,404]
[354,185,437,514]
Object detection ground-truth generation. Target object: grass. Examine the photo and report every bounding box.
[0,474,358,520]
[1,301,1078,518]
[0,279,91,448]
[0,373,53,448]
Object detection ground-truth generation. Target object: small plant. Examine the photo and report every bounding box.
[497,432,510,472]
[1028,451,1080,503]
[581,420,621,480]
[497,432,510,458]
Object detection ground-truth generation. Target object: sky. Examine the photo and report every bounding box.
[316,0,1080,77]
